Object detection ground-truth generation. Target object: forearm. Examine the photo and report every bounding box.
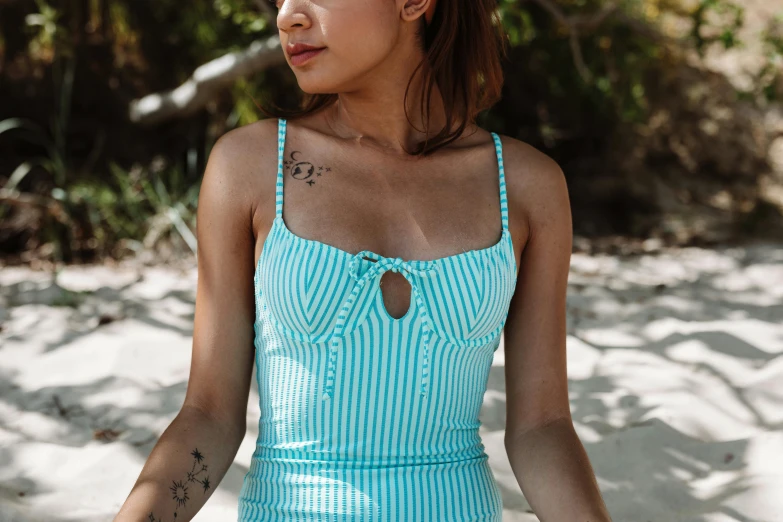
[114,405,244,522]
[505,418,612,522]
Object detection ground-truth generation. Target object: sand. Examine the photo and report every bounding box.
[0,242,781,522]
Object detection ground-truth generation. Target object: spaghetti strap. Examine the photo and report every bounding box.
[275,118,287,219]
[490,132,509,232]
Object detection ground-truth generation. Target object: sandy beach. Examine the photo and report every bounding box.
[1,242,781,522]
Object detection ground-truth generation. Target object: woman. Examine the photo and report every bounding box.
[115,0,612,521]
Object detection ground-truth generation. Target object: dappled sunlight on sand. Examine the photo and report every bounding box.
[0,243,781,521]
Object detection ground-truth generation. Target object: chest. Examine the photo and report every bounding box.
[274,137,506,259]
[252,119,518,345]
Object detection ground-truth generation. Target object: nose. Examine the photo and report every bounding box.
[276,0,312,31]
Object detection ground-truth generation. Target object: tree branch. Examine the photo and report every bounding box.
[128,33,286,125]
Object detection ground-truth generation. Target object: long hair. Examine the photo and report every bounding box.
[257,0,508,155]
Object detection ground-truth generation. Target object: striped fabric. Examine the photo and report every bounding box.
[237,118,518,521]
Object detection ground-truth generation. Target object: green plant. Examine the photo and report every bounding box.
[757,12,783,102]
[65,160,200,258]
[690,0,745,56]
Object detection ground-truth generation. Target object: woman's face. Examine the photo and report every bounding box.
[275,0,422,93]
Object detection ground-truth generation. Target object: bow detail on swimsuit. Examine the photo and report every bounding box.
[322,250,441,401]
[349,251,439,281]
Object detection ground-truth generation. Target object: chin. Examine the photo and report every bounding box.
[294,71,350,95]
[296,82,334,95]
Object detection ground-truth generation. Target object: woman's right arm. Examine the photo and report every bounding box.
[114,123,273,522]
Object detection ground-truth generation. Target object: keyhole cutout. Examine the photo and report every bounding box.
[379,271,413,320]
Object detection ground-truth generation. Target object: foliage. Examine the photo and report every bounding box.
[758,13,783,103]
[0,40,195,261]
[689,0,744,55]
[493,0,746,128]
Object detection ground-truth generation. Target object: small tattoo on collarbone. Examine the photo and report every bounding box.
[284,150,331,186]
[147,447,211,521]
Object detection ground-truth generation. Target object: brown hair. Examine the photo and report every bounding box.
[256,0,509,156]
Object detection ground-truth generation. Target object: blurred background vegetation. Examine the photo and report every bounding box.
[1,0,782,269]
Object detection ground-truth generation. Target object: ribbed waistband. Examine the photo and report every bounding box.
[251,445,489,470]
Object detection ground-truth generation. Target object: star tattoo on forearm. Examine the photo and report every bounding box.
[145,448,211,521]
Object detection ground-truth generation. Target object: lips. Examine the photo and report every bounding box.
[287,44,326,66]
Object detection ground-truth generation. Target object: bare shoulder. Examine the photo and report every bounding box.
[203,118,281,232]
[495,133,571,250]
[207,118,280,188]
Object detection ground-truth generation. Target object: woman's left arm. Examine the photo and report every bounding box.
[501,140,612,522]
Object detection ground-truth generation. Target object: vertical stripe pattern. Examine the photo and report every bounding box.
[238,118,517,521]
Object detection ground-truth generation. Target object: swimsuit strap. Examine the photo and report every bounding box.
[490,132,509,232]
[275,118,287,219]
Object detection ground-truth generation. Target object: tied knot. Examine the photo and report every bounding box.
[348,250,440,283]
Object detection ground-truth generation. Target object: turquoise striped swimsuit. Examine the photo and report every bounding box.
[237,118,518,521]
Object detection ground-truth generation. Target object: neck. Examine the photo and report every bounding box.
[322,38,455,156]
